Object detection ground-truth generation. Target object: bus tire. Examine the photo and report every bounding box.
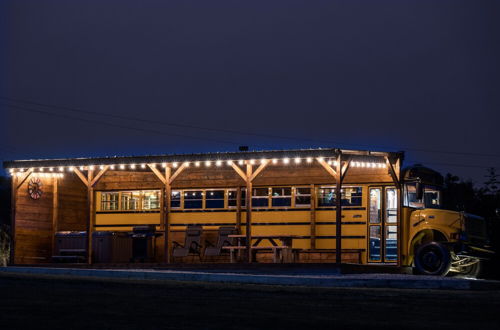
[414,241,451,276]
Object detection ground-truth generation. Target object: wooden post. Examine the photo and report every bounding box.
[10,175,17,265]
[310,184,316,250]
[165,167,172,263]
[246,163,252,263]
[236,186,242,232]
[52,177,59,256]
[86,169,94,264]
[335,153,342,264]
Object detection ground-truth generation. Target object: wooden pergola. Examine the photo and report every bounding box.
[6,148,404,265]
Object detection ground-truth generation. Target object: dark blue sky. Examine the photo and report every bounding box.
[1,0,499,184]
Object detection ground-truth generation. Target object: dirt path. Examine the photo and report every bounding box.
[0,273,499,329]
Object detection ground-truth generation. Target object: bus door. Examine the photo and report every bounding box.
[368,186,398,263]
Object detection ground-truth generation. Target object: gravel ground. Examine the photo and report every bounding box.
[0,273,499,330]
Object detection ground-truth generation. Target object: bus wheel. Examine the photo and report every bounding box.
[414,242,451,276]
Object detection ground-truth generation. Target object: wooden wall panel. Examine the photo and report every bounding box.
[14,175,54,263]
[58,173,87,231]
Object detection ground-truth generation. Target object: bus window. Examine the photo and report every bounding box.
[424,186,441,209]
[404,184,424,208]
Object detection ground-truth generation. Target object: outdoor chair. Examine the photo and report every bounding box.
[204,226,238,257]
[172,225,203,261]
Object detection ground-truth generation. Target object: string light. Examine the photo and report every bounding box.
[226,160,233,166]
[140,164,146,169]
[49,167,54,172]
[110,165,115,170]
[119,164,125,170]
[59,166,64,172]
[249,159,255,165]
[260,159,266,164]
[306,157,312,163]
[130,164,136,169]
[238,160,244,165]
[216,160,222,167]
[205,161,211,167]
[162,163,167,168]
[294,157,301,164]
[68,166,74,172]
[172,162,178,168]
[283,158,290,164]
[184,162,190,167]
[89,165,95,170]
[195,161,200,167]
[272,159,278,164]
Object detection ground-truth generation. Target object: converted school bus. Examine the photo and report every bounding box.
[5,148,406,266]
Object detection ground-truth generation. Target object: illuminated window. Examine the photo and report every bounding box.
[294,187,311,207]
[143,190,160,210]
[317,186,362,207]
[101,192,119,211]
[121,191,141,210]
[184,190,203,209]
[171,190,181,208]
[206,190,225,208]
[252,188,269,207]
[271,187,291,207]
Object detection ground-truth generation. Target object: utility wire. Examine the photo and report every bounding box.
[0,102,240,146]
[2,96,500,159]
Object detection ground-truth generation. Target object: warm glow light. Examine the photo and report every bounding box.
[89,165,95,170]
[79,166,84,171]
[120,164,125,169]
[141,164,146,169]
[216,160,222,166]
[100,165,105,170]
[272,158,278,164]
[306,157,312,163]
[249,159,255,165]
[8,168,13,173]
[260,159,266,164]
[130,164,136,169]
[39,167,44,172]
[283,158,290,164]
[238,160,244,165]
[173,162,178,168]
[318,157,324,162]
[327,160,332,165]
[227,160,232,166]
[184,162,190,167]
[110,165,115,170]
[205,161,211,167]
[162,163,167,168]
[49,167,54,172]
[294,157,301,164]
[195,161,200,167]
[59,167,64,172]
[68,166,74,171]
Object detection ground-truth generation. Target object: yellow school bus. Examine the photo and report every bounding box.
[5,148,493,276]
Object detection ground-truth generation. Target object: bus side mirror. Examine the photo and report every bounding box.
[416,182,424,200]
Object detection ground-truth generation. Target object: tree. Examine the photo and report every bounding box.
[484,167,500,195]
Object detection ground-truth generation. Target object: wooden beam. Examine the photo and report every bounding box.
[340,157,351,182]
[90,166,109,187]
[52,176,59,258]
[335,153,342,264]
[16,169,33,190]
[309,183,316,250]
[385,156,401,189]
[169,163,188,184]
[236,186,242,232]
[250,160,269,181]
[164,166,172,263]
[316,158,337,179]
[86,169,94,264]
[230,162,247,181]
[147,164,166,184]
[246,163,253,263]
[73,168,89,186]
[10,175,17,265]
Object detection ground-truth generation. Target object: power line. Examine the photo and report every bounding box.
[2,96,500,159]
[0,102,240,146]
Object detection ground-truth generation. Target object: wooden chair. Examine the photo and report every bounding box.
[172,225,203,261]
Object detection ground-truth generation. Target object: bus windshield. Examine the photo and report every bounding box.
[404,183,442,209]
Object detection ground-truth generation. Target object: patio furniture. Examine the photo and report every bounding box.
[172,225,203,261]
[204,226,238,257]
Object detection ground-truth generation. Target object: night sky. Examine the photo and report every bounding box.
[1,0,499,184]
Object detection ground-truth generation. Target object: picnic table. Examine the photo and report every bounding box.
[224,234,301,263]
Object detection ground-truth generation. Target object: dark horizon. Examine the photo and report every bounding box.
[1,0,499,186]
